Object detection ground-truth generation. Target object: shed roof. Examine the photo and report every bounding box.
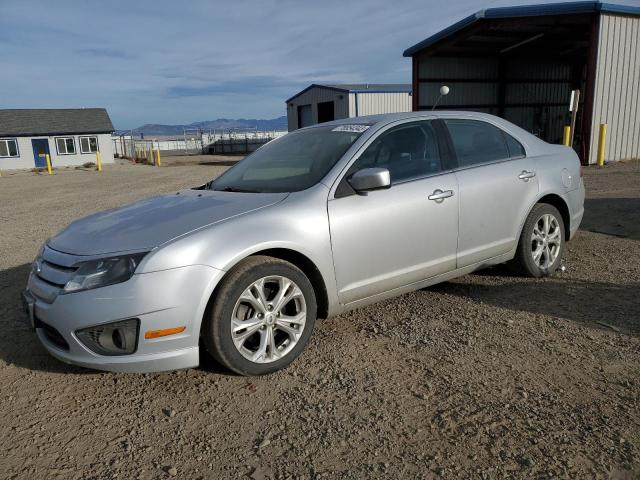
[0,108,114,137]
[403,1,640,57]
[286,83,411,103]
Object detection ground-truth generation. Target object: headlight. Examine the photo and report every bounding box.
[63,253,147,294]
[76,318,139,355]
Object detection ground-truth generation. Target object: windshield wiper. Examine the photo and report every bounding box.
[216,186,261,193]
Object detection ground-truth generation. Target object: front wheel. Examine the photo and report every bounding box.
[202,256,317,376]
[513,203,565,277]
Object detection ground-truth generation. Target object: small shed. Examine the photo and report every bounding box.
[0,108,115,170]
[286,84,412,131]
[403,1,640,164]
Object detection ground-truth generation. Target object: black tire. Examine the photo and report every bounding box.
[512,203,565,277]
[202,255,317,376]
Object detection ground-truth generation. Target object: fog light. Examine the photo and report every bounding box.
[76,319,140,356]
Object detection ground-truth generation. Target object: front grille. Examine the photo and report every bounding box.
[36,258,78,288]
[29,245,81,303]
[36,317,70,351]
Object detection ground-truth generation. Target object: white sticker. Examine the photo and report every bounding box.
[332,125,370,133]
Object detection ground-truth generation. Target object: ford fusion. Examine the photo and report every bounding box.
[23,112,585,375]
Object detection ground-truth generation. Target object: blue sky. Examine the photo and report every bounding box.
[1,0,636,129]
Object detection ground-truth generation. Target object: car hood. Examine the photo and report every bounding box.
[48,189,288,256]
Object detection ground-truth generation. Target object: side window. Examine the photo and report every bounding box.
[445,119,510,167]
[79,136,99,154]
[504,132,526,158]
[349,121,442,184]
[0,138,19,157]
[56,137,76,155]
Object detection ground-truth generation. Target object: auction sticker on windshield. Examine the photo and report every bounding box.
[331,125,370,133]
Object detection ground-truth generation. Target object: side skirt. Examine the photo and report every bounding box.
[340,250,515,314]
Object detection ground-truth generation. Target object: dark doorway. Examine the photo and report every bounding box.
[31,138,50,168]
[297,104,312,129]
[317,101,335,124]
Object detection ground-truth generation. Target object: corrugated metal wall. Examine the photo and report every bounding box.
[589,13,640,164]
[504,58,573,144]
[286,87,349,131]
[416,56,574,144]
[348,92,411,116]
[418,57,498,110]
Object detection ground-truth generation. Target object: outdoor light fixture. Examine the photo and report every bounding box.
[432,85,450,111]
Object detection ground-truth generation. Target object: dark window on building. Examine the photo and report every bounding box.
[297,104,312,129]
[0,138,19,157]
[80,136,99,154]
[349,121,442,184]
[317,101,335,124]
[444,119,510,167]
[55,137,76,155]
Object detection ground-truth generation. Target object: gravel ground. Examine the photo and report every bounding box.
[0,160,638,479]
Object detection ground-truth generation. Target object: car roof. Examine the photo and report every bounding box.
[313,110,511,128]
[305,110,547,151]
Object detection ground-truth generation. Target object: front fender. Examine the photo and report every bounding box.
[139,185,341,318]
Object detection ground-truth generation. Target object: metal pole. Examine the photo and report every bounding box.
[569,90,580,148]
[597,123,607,167]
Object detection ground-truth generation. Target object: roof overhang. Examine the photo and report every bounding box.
[403,1,640,57]
[285,84,349,104]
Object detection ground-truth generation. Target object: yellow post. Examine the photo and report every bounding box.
[156,148,161,167]
[96,151,102,172]
[597,123,607,167]
[45,154,53,175]
[563,126,571,146]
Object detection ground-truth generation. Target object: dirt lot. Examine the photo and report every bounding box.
[0,160,638,479]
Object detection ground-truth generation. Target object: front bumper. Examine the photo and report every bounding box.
[25,263,224,373]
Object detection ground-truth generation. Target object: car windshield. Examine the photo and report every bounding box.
[210,125,367,193]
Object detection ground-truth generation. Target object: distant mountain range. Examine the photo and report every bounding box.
[118,116,288,136]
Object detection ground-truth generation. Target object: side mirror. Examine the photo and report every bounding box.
[348,168,391,193]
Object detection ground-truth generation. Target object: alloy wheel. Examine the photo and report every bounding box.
[230,275,306,363]
[531,213,561,269]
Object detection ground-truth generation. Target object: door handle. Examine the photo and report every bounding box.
[428,189,454,202]
[518,170,536,181]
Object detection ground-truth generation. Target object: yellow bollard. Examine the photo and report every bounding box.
[45,154,53,175]
[96,151,102,172]
[562,126,571,146]
[597,123,607,167]
[156,148,161,167]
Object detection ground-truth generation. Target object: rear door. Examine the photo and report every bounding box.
[328,119,459,304]
[443,118,539,268]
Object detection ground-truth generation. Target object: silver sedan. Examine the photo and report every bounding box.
[23,112,585,375]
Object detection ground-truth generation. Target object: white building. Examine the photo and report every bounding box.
[0,108,115,170]
[286,84,412,131]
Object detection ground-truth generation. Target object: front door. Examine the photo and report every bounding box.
[328,120,459,304]
[31,139,50,168]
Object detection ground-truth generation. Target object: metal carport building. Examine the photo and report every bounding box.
[403,1,640,164]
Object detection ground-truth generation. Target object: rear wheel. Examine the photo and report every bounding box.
[202,256,316,376]
[513,203,565,277]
